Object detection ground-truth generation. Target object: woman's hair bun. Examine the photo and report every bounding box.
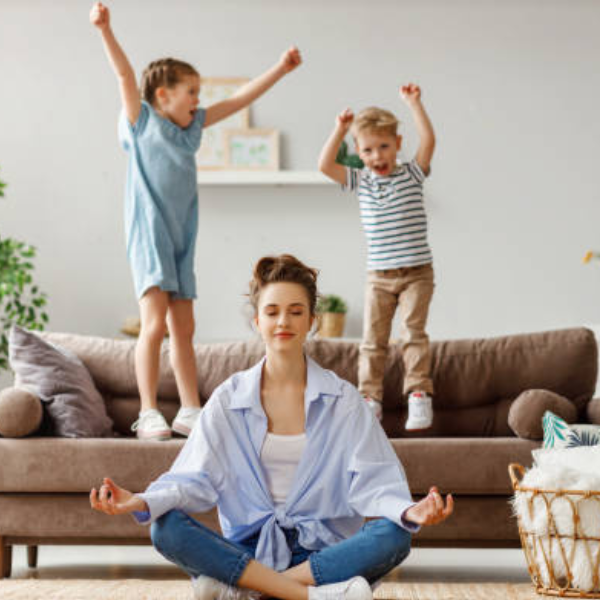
[249,254,318,314]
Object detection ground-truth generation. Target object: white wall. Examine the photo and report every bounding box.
[1,0,600,350]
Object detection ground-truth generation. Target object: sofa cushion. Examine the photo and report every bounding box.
[406,328,596,414]
[0,387,43,437]
[38,332,267,402]
[0,494,517,544]
[37,328,597,438]
[0,494,220,539]
[0,436,538,495]
[9,326,113,438]
[508,389,577,440]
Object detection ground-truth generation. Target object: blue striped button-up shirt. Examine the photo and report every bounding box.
[135,356,417,570]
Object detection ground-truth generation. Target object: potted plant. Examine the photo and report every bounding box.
[336,140,364,168]
[316,294,348,338]
[0,167,49,372]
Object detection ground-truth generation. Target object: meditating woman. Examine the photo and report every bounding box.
[90,254,453,600]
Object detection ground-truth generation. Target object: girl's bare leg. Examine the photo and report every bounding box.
[136,287,169,412]
[167,299,201,408]
[238,559,310,600]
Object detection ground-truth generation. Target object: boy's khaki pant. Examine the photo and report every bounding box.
[358,264,435,402]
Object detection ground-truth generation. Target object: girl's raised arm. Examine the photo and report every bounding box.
[204,47,302,128]
[90,3,141,125]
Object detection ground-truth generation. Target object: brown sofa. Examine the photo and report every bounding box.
[0,327,598,578]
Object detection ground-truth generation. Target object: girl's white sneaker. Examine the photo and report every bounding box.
[308,576,373,600]
[131,409,171,441]
[172,406,202,436]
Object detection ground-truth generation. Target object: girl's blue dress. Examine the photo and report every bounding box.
[119,101,206,299]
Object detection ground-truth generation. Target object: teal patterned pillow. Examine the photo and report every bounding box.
[542,411,600,449]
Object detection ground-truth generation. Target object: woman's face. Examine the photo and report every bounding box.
[255,282,314,353]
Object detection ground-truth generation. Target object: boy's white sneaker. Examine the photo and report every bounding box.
[131,409,171,441]
[364,397,383,422]
[405,391,433,431]
[172,406,202,436]
[192,575,259,600]
[308,576,373,600]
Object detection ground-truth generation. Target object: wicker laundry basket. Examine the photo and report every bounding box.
[509,463,600,597]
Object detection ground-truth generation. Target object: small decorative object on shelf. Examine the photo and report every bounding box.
[196,77,250,170]
[223,128,279,171]
[316,294,348,338]
[336,139,363,168]
[120,316,141,337]
[120,317,169,338]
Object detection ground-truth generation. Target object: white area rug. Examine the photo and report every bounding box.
[0,579,540,599]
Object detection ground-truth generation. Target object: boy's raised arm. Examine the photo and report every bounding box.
[318,108,354,186]
[204,47,302,128]
[90,2,141,126]
[400,84,435,175]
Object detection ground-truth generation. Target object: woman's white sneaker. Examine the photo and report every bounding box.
[131,409,171,441]
[308,576,373,600]
[192,575,258,600]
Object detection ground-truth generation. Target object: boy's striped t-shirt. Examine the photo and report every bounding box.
[344,160,433,271]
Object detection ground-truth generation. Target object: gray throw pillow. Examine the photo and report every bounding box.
[8,326,113,437]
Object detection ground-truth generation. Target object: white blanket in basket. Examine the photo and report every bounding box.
[513,447,600,592]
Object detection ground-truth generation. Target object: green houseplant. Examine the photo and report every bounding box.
[0,168,49,372]
[316,294,348,338]
[335,140,364,169]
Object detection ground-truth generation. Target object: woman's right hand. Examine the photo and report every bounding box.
[90,2,110,30]
[90,477,147,515]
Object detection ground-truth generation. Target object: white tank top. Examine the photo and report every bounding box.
[260,432,307,506]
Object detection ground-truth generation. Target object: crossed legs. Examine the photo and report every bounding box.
[151,510,411,598]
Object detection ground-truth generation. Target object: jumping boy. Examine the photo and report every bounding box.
[318,84,436,431]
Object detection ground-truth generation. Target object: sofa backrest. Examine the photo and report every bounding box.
[39,328,597,439]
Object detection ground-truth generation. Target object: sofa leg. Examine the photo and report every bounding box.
[27,545,38,568]
[0,537,12,578]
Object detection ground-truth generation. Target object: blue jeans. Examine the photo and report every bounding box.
[151,510,411,587]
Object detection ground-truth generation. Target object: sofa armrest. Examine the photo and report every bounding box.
[0,387,43,437]
[587,398,600,425]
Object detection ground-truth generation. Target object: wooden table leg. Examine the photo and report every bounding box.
[27,545,38,568]
[0,537,12,578]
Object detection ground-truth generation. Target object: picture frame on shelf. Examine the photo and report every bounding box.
[223,128,280,171]
[196,77,250,170]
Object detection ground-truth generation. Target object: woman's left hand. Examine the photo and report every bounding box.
[404,486,453,526]
[280,46,302,73]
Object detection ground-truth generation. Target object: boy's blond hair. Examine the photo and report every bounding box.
[351,107,399,139]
